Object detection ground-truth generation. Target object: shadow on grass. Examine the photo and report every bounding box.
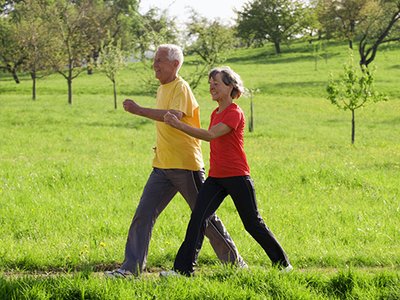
[2,260,120,276]
[257,80,328,92]
[226,51,341,65]
[83,119,151,129]
[378,116,400,125]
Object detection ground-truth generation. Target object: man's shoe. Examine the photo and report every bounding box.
[105,268,133,278]
[280,264,293,273]
[160,270,180,278]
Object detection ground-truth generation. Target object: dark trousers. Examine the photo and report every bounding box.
[174,175,290,275]
[121,168,244,274]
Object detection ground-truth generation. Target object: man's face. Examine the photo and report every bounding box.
[153,49,177,84]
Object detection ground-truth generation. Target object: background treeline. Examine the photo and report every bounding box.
[1,0,400,104]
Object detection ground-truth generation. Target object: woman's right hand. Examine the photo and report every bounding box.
[164,112,180,128]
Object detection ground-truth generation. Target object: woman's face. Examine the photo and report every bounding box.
[209,72,233,101]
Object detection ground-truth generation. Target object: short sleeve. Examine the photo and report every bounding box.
[221,108,242,130]
[170,81,198,117]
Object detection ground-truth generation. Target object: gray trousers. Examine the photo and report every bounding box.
[120,167,244,274]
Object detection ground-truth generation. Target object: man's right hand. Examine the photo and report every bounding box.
[123,99,142,115]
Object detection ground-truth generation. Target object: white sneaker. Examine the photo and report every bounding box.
[160,270,180,278]
[105,268,133,278]
[281,264,293,273]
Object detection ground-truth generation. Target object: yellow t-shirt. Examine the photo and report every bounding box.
[152,76,204,171]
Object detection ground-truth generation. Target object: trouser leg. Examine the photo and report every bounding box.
[121,168,177,274]
[226,176,290,267]
[176,170,244,265]
[174,177,227,275]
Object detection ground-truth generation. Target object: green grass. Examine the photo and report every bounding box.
[1,41,399,298]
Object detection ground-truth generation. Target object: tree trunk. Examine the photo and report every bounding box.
[31,71,36,101]
[7,65,20,84]
[68,77,72,105]
[249,98,254,132]
[348,39,353,50]
[274,41,281,54]
[351,109,355,144]
[113,79,117,110]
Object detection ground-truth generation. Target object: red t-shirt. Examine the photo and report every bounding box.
[208,103,250,178]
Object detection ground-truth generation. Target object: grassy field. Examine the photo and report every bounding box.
[1,41,399,299]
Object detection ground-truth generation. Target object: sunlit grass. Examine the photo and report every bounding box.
[1,41,399,298]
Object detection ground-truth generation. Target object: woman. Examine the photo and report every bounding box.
[163,66,292,276]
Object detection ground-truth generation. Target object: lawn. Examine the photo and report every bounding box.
[0,41,399,299]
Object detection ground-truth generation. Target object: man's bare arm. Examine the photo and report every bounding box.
[123,99,183,121]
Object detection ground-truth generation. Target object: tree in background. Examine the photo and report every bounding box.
[315,0,368,49]
[97,35,126,109]
[0,0,23,15]
[235,0,308,54]
[13,0,57,100]
[130,7,178,94]
[0,17,26,83]
[315,0,400,69]
[184,11,235,89]
[82,0,139,74]
[327,51,387,144]
[357,0,400,68]
[43,0,106,105]
[246,88,260,133]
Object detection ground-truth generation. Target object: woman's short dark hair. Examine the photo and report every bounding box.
[208,66,245,99]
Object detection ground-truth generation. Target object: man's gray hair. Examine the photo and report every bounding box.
[157,44,184,71]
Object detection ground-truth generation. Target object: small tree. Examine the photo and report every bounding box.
[246,88,260,132]
[326,51,387,144]
[98,37,126,109]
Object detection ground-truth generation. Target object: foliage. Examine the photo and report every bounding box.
[235,0,308,53]
[357,0,400,68]
[129,7,178,95]
[327,50,387,143]
[315,0,400,67]
[130,7,178,58]
[315,0,370,48]
[0,16,25,83]
[184,12,236,89]
[13,0,58,100]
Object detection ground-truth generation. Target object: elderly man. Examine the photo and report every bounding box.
[106,44,245,277]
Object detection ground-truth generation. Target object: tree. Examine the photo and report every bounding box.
[327,51,387,144]
[131,7,178,59]
[0,17,26,83]
[246,88,260,132]
[0,0,23,15]
[357,0,400,68]
[97,36,126,109]
[80,0,139,74]
[235,0,307,54]
[184,12,235,89]
[129,7,179,94]
[14,0,56,100]
[315,0,400,69]
[45,0,95,105]
[315,0,369,49]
